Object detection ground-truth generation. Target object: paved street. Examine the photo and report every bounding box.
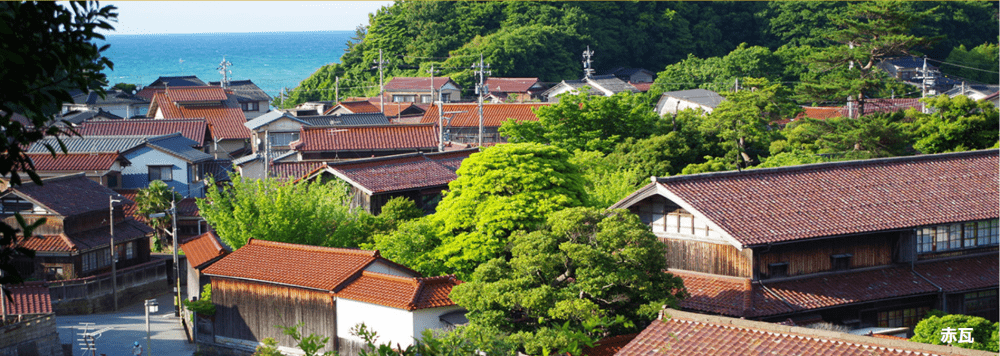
[56,292,196,356]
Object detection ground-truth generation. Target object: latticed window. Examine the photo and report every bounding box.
[878,307,929,328]
[917,219,998,253]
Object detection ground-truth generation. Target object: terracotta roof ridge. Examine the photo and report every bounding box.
[416,274,459,285]
[326,152,425,167]
[248,238,379,257]
[301,123,435,130]
[656,149,999,184]
[360,270,420,285]
[667,268,751,282]
[58,233,77,251]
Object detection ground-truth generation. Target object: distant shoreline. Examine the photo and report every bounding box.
[103,30,354,37]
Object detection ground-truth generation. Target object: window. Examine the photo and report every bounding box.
[148,165,173,182]
[268,132,300,147]
[46,266,64,280]
[831,254,852,271]
[126,242,135,260]
[916,219,998,253]
[440,93,451,102]
[768,262,788,278]
[241,101,259,112]
[877,307,929,328]
[393,95,416,103]
[420,95,432,103]
[964,290,998,319]
[107,174,118,188]
[82,252,96,272]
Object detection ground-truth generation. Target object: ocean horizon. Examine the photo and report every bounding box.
[96,31,353,100]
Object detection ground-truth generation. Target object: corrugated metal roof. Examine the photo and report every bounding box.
[208,80,271,102]
[147,133,213,163]
[76,119,208,145]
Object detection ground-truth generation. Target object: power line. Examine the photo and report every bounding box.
[925,58,999,74]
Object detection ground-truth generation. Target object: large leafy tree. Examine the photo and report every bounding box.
[909,95,999,154]
[699,77,799,168]
[799,1,939,108]
[197,175,371,250]
[0,1,116,296]
[134,180,182,250]
[450,207,686,355]
[910,313,999,352]
[500,91,658,153]
[941,43,999,84]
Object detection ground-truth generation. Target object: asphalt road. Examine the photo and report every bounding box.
[56,292,196,356]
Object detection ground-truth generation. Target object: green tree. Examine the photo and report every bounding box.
[941,43,999,84]
[799,1,939,108]
[134,180,182,250]
[276,322,335,356]
[568,150,642,209]
[909,95,1000,153]
[371,217,447,277]
[776,113,912,158]
[449,207,686,355]
[911,314,999,352]
[700,77,799,168]
[0,1,116,296]
[501,91,658,153]
[197,175,367,250]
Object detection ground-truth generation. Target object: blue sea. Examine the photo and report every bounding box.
[96,31,352,98]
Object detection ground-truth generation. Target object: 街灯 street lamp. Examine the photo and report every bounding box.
[144,298,159,356]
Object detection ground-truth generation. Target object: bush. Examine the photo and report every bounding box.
[910,313,998,352]
[183,284,215,316]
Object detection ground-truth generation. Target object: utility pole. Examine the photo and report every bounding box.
[427,64,440,105]
[582,46,595,79]
[335,76,340,103]
[372,49,388,113]
[109,196,121,311]
[472,53,491,148]
[217,56,232,89]
[427,63,444,151]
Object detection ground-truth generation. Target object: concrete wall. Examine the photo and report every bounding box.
[242,101,269,120]
[411,306,463,342]
[0,315,60,356]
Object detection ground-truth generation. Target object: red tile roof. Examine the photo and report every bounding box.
[291,124,438,153]
[337,271,461,310]
[618,309,972,356]
[760,266,938,315]
[484,78,539,93]
[862,98,922,116]
[581,333,637,356]
[20,234,75,252]
[203,239,382,291]
[151,92,250,140]
[76,119,208,145]
[382,102,425,118]
[420,103,548,127]
[271,161,327,182]
[629,82,653,92]
[4,282,52,315]
[321,149,475,194]
[913,254,999,293]
[670,270,791,318]
[632,150,999,247]
[384,77,455,91]
[180,231,228,269]
[9,174,132,217]
[27,153,123,171]
[331,101,380,114]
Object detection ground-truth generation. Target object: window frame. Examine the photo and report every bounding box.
[148,165,173,182]
[768,262,789,279]
[241,101,259,112]
[268,132,300,147]
[831,254,852,271]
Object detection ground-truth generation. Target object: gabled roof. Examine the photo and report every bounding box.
[587,74,641,94]
[290,124,438,153]
[27,136,148,154]
[27,152,128,171]
[298,113,391,127]
[180,231,229,270]
[76,119,208,145]
[860,98,922,116]
[271,161,327,182]
[60,109,124,125]
[151,91,251,140]
[337,271,461,310]
[381,102,426,118]
[618,308,980,356]
[384,77,458,92]
[70,89,149,106]
[208,80,272,102]
[484,77,540,93]
[4,282,52,315]
[328,100,380,114]
[146,133,213,163]
[244,110,309,131]
[146,75,207,88]
[881,56,935,70]
[420,103,547,127]
[6,173,132,216]
[311,149,476,195]
[203,239,385,291]
[600,67,655,79]
[659,88,726,109]
[613,150,999,248]
[161,86,228,103]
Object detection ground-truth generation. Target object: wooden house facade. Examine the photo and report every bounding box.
[611,150,999,330]
[2,174,153,281]
[299,149,477,215]
[202,239,463,355]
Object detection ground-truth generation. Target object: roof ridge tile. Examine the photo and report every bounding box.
[248,238,379,257]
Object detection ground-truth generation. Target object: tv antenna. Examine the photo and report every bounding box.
[218,56,233,88]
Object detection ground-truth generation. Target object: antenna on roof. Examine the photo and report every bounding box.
[582,46,596,79]
[217,56,232,89]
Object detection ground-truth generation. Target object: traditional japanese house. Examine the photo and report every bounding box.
[147,86,252,160]
[288,124,438,161]
[611,150,999,330]
[24,152,131,189]
[3,174,153,280]
[299,149,477,215]
[419,103,547,145]
[202,239,463,355]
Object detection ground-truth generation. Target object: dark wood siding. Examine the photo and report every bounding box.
[755,232,897,279]
[662,239,752,278]
[213,278,336,352]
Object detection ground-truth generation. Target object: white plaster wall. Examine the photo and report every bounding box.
[336,298,415,347]
[411,306,464,342]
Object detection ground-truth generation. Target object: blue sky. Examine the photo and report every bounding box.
[104,1,394,35]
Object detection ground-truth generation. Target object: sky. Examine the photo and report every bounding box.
[103,1,394,35]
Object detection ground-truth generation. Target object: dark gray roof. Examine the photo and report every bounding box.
[600,67,655,79]
[244,110,309,131]
[661,89,726,108]
[944,84,1000,97]
[27,136,148,154]
[883,56,935,70]
[209,80,271,102]
[146,133,213,163]
[299,113,390,126]
[147,76,207,88]
[588,75,641,94]
[71,89,148,106]
[60,109,124,125]
[232,153,261,166]
[203,159,234,181]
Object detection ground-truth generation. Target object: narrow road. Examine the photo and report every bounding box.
[56,292,195,356]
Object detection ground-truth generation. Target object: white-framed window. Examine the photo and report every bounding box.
[268,132,300,147]
[126,241,135,260]
[393,95,416,103]
[82,252,96,272]
[148,165,173,182]
[916,219,999,253]
[241,101,259,112]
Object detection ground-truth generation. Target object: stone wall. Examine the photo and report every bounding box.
[0,315,60,356]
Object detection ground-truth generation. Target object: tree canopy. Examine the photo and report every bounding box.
[911,313,999,352]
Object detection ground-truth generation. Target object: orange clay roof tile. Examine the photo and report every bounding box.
[420,103,548,127]
[337,271,461,310]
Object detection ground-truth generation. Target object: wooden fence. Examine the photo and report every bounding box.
[48,259,167,303]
